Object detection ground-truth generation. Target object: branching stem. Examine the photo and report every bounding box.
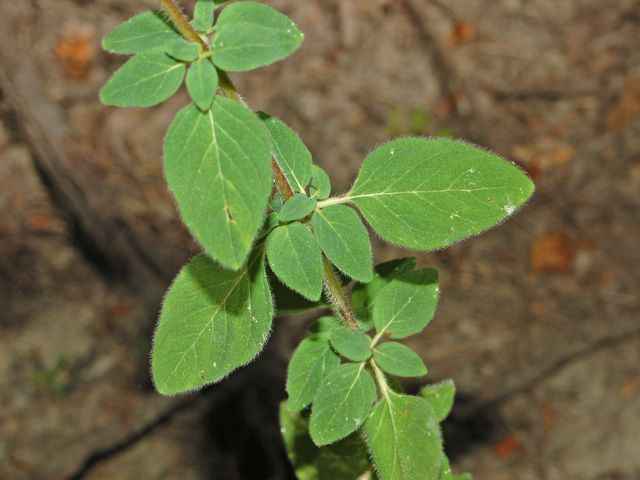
[160,0,359,329]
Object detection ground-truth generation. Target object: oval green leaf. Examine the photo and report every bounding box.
[348,138,535,251]
[100,52,185,108]
[211,1,304,72]
[373,342,427,377]
[192,0,215,32]
[287,335,340,411]
[329,327,372,362]
[186,58,219,110]
[310,165,331,200]
[419,379,456,422]
[373,268,439,339]
[365,392,443,480]
[151,252,273,395]
[102,11,182,55]
[266,223,323,301]
[164,99,272,269]
[310,363,376,446]
[279,193,317,222]
[165,38,202,62]
[312,205,373,282]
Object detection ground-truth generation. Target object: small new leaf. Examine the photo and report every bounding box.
[151,252,272,395]
[100,52,185,108]
[310,165,331,199]
[267,223,324,301]
[312,205,373,282]
[287,335,340,411]
[192,0,215,32]
[186,58,219,110]
[165,38,201,62]
[349,138,535,251]
[164,100,272,269]
[373,342,427,377]
[329,327,372,362]
[419,379,456,422]
[310,363,376,446]
[365,392,443,480]
[373,268,439,339]
[211,1,304,72]
[258,113,313,193]
[102,11,182,54]
[279,194,317,222]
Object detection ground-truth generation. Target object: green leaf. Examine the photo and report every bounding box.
[100,52,185,108]
[352,257,417,330]
[419,379,456,422]
[164,100,271,269]
[211,1,304,72]
[165,38,201,62]
[287,335,340,411]
[365,392,443,480]
[266,223,323,301]
[373,268,439,339]
[280,403,370,480]
[312,205,373,282]
[186,58,219,110]
[329,327,372,361]
[438,455,471,480]
[310,165,331,200]
[310,363,376,446]
[348,138,534,250]
[192,0,215,32]
[102,11,182,55]
[258,113,313,193]
[373,342,427,377]
[279,194,317,222]
[151,251,273,395]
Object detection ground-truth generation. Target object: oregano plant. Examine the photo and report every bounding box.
[100,1,534,478]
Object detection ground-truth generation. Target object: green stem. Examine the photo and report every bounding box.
[160,0,359,330]
[317,195,350,209]
[370,359,390,401]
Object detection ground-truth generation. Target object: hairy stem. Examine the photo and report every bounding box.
[159,0,208,50]
[370,359,390,401]
[160,0,359,329]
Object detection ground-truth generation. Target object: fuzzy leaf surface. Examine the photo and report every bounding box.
[280,403,370,480]
[102,11,182,54]
[211,1,304,71]
[192,0,215,31]
[349,138,534,250]
[279,194,317,222]
[312,205,373,282]
[165,38,201,62]
[365,392,443,480]
[352,257,417,330]
[373,268,439,339]
[100,52,185,107]
[329,327,372,362]
[164,100,271,269]
[373,342,427,377]
[151,252,272,394]
[266,223,323,301]
[186,58,219,110]
[259,113,313,193]
[310,363,376,446]
[420,379,456,422]
[287,334,340,411]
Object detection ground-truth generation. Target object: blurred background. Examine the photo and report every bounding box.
[1,0,639,479]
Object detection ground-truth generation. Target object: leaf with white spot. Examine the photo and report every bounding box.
[347,138,534,251]
[151,251,273,395]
